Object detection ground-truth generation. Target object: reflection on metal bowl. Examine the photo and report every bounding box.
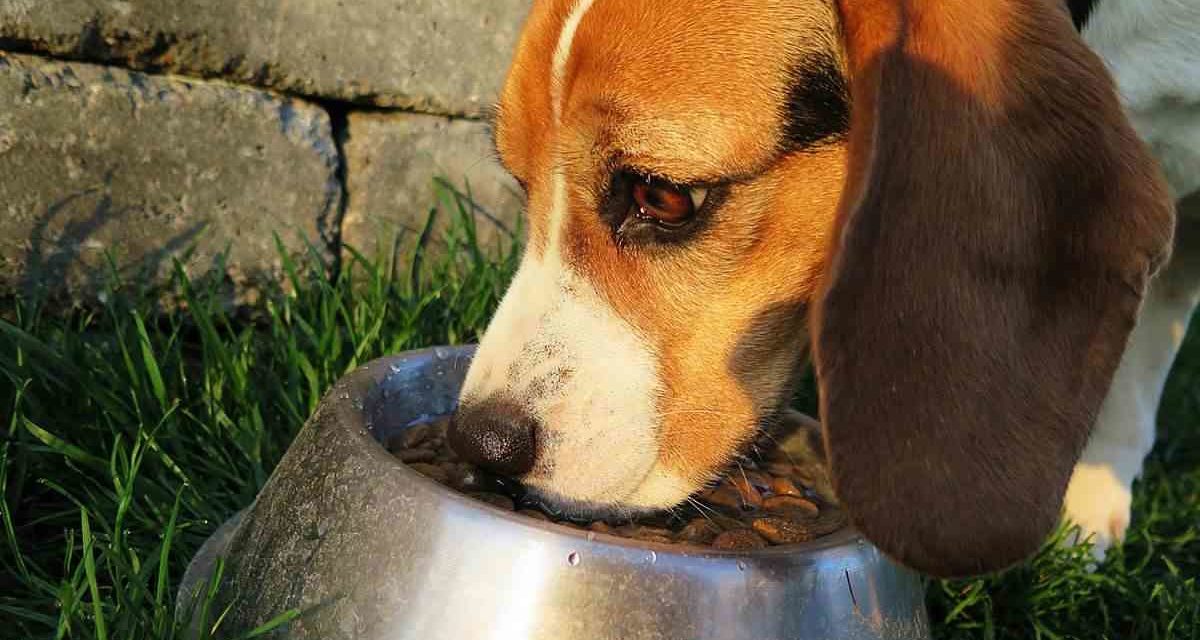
[178,346,931,639]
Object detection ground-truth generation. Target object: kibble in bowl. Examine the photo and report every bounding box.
[387,416,847,551]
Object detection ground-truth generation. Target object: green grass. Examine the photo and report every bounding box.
[923,337,1200,639]
[1,192,1197,638]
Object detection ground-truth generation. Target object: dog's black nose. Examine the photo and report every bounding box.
[448,399,539,477]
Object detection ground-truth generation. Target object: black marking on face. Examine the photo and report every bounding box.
[783,53,850,151]
[727,299,811,418]
[1066,0,1100,31]
[523,365,574,402]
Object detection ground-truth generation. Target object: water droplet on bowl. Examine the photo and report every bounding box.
[736,561,747,572]
[648,551,657,565]
[567,552,581,567]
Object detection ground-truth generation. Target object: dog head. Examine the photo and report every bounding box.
[449,0,1174,577]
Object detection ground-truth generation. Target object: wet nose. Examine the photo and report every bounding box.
[448,399,539,477]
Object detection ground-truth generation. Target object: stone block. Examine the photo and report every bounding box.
[341,112,523,262]
[0,52,340,300]
[0,0,531,116]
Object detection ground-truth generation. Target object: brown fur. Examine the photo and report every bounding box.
[490,0,1174,577]
[496,0,847,491]
[815,0,1174,576]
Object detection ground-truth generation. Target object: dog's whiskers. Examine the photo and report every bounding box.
[685,497,719,524]
[736,461,751,487]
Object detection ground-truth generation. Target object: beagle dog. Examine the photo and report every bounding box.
[449,0,1200,578]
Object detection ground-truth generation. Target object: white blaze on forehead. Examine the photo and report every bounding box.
[545,0,598,260]
[457,0,683,512]
[544,168,570,262]
[463,0,604,403]
[551,0,598,124]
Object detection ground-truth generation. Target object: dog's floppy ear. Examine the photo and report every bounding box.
[813,0,1175,577]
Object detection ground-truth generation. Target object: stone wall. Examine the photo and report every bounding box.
[0,0,530,301]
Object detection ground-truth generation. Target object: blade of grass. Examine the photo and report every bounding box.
[237,609,301,639]
[80,510,109,640]
[132,312,169,411]
[154,489,184,636]
[23,419,109,473]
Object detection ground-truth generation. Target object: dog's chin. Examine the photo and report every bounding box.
[520,487,659,522]
[523,463,701,521]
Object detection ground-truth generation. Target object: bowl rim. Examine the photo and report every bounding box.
[364,345,863,562]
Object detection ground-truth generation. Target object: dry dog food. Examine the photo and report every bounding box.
[387,418,846,550]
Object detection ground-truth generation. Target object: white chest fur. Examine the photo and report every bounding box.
[1084,0,1200,202]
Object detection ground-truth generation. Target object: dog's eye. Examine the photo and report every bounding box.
[603,170,719,246]
[631,175,708,227]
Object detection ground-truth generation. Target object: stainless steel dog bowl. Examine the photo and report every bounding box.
[178,346,931,639]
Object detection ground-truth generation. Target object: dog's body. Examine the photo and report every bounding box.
[449,0,1197,577]
[1066,0,1200,560]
